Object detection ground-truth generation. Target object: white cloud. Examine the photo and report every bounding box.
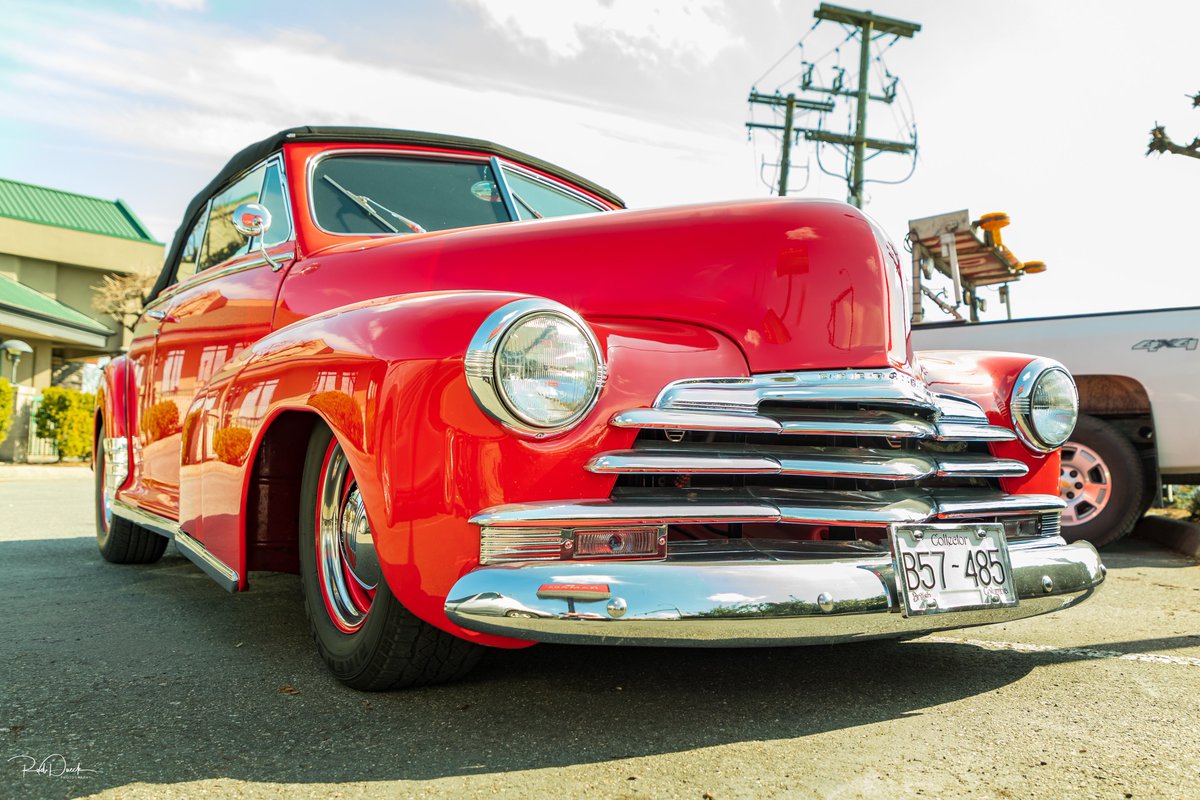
[0,6,751,221]
[139,0,207,9]
[139,0,206,10]
[459,0,741,65]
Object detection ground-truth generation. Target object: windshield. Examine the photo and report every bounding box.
[310,154,607,236]
[311,155,513,235]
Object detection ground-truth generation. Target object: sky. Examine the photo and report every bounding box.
[1,0,1197,321]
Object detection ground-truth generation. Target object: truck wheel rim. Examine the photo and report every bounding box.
[1059,441,1111,526]
[316,440,377,633]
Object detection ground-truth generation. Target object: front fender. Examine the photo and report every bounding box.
[916,349,1062,496]
[94,355,133,478]
[180,290,748,644]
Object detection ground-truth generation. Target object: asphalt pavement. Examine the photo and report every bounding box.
[2,467,1198,799]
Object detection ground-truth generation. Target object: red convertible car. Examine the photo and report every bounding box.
[94,126,1104,689]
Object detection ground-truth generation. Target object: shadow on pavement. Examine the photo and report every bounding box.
[0,535,1180,796]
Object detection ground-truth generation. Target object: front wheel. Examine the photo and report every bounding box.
[95,422,167,564]
[298,424,481,690]
[1059,414,1146,548]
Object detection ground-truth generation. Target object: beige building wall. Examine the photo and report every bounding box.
[0,219,163,390]
[0,217,162,277]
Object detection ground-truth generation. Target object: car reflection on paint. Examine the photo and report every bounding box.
[443,591,555,619]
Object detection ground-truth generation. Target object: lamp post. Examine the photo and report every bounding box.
[1,339,33,382]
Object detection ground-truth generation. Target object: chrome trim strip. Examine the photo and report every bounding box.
[175,530,239,593]
[490,155,521,221]
[585,448,1028,480]
[654,369,940,413]
[444,538,1104,647]
[474,499,782,527]
[470,490,1065,528]
[612,408,785,433]
[934,492,1068,518]
[111,500,239,592]
[113,499,178,539]
[934,422,1017,442]
[611,407,1015,442]
[152,249,299,308]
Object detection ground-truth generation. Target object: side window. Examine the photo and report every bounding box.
[174,213,208,284]
[257,161,292,247]
[199,164,267,271]
[501,168,602,220]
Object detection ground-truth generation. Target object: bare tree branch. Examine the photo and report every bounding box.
[91,273,154,334]
[1147,91,1200,161]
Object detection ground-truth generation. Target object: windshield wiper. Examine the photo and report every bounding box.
[322,175,426,234]
[510,191,543,219]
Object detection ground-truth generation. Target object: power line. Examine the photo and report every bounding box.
[745,3,921,208]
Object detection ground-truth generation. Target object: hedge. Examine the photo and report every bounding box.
[35,386,96,460]
[0,378,13,449]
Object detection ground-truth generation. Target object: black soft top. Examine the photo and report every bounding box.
[151,126,625,300]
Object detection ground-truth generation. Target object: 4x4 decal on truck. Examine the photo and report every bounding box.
[1132,338,1198,352]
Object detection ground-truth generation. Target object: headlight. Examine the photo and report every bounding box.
[465,298,605,436]
[1010,358,1078,451]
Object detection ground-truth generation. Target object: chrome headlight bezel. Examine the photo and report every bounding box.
[1009,357,1078,452]
[464,297,606,438]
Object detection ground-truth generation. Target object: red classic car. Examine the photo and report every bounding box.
[94,126,1104,689]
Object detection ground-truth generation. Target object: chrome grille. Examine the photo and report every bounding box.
[470,369,1064,547]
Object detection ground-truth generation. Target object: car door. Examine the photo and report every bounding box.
[135,157,296,521]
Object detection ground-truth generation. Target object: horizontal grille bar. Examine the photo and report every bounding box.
[586,446,1028,480]
[611,407,1014,442]
[471,489,1065,529]
[655,369,942,413]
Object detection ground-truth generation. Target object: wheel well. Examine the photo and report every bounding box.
[1073,374,1158,501]
[1074,374,1150,416]
[245,410,320,574]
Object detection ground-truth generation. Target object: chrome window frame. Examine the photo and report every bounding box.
[249,155,297,253]
[171,199,213,287]
[495,159,611,216]
[197,154,295,273]
[305,147,506,238]
[153,153,297,307]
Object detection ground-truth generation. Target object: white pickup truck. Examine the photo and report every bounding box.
[914,306,1199,546]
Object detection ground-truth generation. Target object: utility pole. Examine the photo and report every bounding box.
[746,4,920,207]
[746,91,834,195]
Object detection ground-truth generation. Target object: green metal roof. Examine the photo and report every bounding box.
[0,273,112,335]
[0,177,159,244]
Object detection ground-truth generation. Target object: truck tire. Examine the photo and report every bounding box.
[95,422,168,564]
[1059,414,1146,548]
[298,423,481,690]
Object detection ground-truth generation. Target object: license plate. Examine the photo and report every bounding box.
[890,523,1018,616]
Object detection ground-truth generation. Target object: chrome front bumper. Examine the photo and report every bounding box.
[444,537,1104,647]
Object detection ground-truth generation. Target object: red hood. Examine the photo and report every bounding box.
[304,198,912,373]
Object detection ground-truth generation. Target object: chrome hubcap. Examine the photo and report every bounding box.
[100,453,114,531]
[317,444,378,632]
[1059,441,1111,526]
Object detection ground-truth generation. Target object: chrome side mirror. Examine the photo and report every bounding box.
[231,202,280,270]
